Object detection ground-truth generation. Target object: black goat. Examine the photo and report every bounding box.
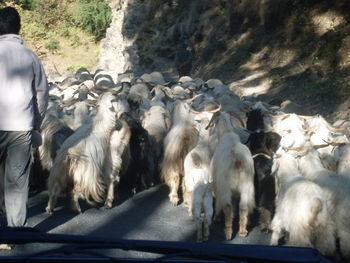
[119,113,157,194]
[246,131,281,232]
[253,153,275,232]
[247,131,281,156]
[246,109,265,132]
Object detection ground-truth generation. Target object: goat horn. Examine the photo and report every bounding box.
[228,111,245,128]
[313,143,330,150]
[333,120,348,128]
[160,88,174,102]
[85,99,97,106]
[87,91,98,99]
[281,113,290,121]
[283,146,304,152]
[322,139,348,146]
[189,107,201,114]
[205,111,220,130]
[184,93,203,103]
[207,104,222,113]
[61,98,78,106]
[190,104,222,115]
[282,145,309,157]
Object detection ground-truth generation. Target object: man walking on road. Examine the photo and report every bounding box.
[0,6,49,243]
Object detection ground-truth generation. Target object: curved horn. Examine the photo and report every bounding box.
[205,111,220,130]
[282,145,309,158]
[61,98,78,107]
[184,93,203,103]
[206,104,222,113]
[228,111,246,128]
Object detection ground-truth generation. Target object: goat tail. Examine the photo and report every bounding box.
[309,197,323,228]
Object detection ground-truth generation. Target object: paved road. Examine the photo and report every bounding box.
[0,184,272,258]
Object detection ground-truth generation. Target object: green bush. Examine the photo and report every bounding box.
[14,0,36,10]
[67,64,89,72]
[73,0,112,41]
[45,39,59,51]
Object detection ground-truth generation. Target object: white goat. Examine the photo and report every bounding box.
[297,147,350,259]
[141,105,171,161]
[270,151,336,256]
[161,100,198,205]
[46,92,120,213]
[209,112,255,240]
[103,118,131,208]
[183,113,212,215]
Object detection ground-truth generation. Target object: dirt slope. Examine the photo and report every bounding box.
[120,0,350,122]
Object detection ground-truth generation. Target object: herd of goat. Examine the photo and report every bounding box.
[23,68,350,259]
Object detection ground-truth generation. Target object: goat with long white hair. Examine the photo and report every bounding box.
[209,111,255,240]
[161,100,198,205]
[183,112,213,215]
[297,146,350,259]
[103,117,131,208]
[45,92,121,213]
[270,150,336,256]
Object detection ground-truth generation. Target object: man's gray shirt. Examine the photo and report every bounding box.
[0,34,49,131]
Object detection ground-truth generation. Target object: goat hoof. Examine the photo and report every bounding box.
[239,229,248,237]
[71,206,82,214]
[169,195,179,206]
[270,240,278,246]
[104,201,112,209]
[224,229,233,240]
[45,206,53,214]
[260,226,270,234]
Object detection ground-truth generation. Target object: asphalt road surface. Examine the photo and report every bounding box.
[0,184,272,258]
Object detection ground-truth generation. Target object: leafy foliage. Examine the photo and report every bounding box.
[72,0,112,41]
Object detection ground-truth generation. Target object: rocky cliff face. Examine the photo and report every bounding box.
[96,0,140,77]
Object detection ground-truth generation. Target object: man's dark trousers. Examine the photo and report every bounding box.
[0,131,32,227]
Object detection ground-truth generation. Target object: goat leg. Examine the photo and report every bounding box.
[258,207,271,233]
[45,195,57,214]
[195,219,203,242]
[270,216,282,246]
[71,190,82,213]
[239,208,249,237]
[203,219,210,242]
[168,172,180,206]
[105,177,117,209]
[45,184,60,214]
[183,190,192,211]
[223,204,234,240]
